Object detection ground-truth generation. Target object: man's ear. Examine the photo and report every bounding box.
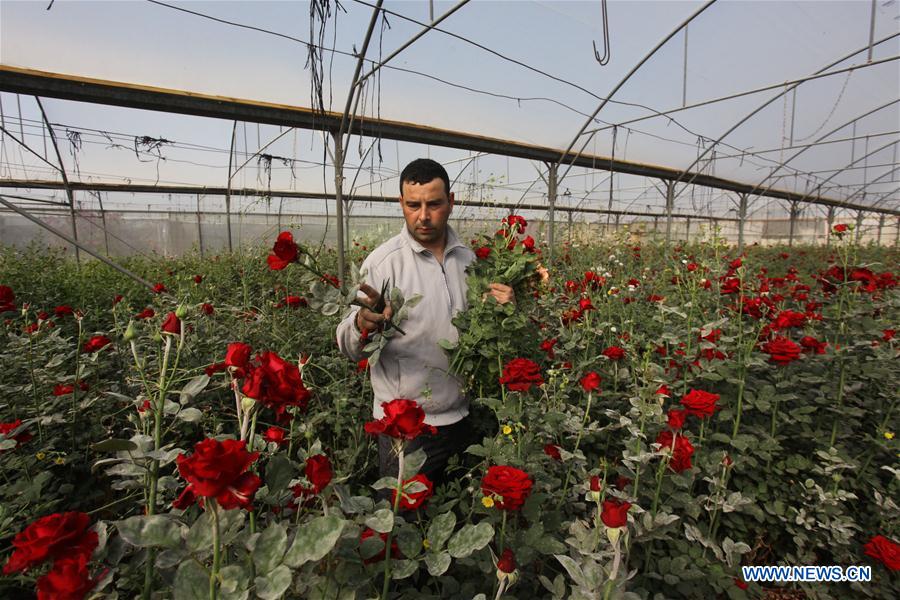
[448,191,455,209]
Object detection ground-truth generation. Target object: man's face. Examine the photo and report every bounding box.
[400,177,454,249]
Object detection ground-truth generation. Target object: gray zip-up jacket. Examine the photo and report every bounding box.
[336,225,475,426]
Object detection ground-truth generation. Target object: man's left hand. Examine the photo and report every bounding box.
[487,283,515,305]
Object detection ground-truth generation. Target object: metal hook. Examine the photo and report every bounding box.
[593,0,611,65]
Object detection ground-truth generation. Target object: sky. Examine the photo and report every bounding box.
[0,0,898,223]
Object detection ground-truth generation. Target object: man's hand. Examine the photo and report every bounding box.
[355,283,393,333]
[486,283,515,305]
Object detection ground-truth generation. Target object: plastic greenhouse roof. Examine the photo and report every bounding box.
[0,0,898,219]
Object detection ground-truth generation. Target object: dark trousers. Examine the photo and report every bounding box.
[377,415,473,489]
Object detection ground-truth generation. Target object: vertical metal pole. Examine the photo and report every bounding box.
[196,194,204,258]
[826,206,836,246]
[877,214,885,246]
[567,210,573,244]
[737,193,748,252]
[547,162,558,263]
[665,180,674,245]
[685,217,691,240]
[788,201,799,247]
[225,121,236,253]
[614,213,620,231]
[682,24,689,107]
[789,89,797,146]
[332,131,346,284]
[855,210,864,244]
[97,192,110,257]
[895,217,900,248]
[653,216,659,234]
[867,0,877,63]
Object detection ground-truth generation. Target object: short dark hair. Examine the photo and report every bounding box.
[399,158,450,197]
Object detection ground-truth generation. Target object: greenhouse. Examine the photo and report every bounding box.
[0,1,898,599]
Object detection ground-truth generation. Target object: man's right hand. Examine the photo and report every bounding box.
[355,283,393,333]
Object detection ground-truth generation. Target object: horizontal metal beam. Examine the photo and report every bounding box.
[1,66,894,215]
[0,180,737,221]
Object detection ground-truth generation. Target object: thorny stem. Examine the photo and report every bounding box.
[557,391,593,509]
[380,444,404,600]
[209,501,221,600]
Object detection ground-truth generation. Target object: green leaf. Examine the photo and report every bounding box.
[179,374,210,404]
[426,511,456,550]
[266,455,294,493]
[115,515,186,548]
[438,339,458,350]
[365,509,394,534]
[91,438,138,452]
[447,522,493,558]
[173,560,208,600]
[253,522,288,575]
[219,564,250,597]
[402,448,427,480]
[283,515,346,567]
[391,559,418,580]
[186,509,245,554]
[424,551,451,576]
[255,564,292,600]
[177,408,204,422]
[555,554,588,589]
[396,525,422,559]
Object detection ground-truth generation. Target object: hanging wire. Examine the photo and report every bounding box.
[593,0,611,66]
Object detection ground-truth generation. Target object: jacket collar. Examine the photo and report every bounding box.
[400,224,465,256]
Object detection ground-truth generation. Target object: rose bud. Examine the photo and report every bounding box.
[123,320,136,341]
[175,303,189,319]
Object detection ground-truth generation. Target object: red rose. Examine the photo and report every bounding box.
[521,236,535,252]
[392,473,434,510]
[360,527,401,564]
[82,335,111,354]
[543,444,562,461]
[53,384,75,396]
[356,358,369,372]
[733,578,748,590]
[655,430,695,473]
[602,346,625,361]
[614,476,631,490]
[0,285,15,312]
[539,338,557,359]
[580,371,601,392]
[176,438,261,510]
[152,282,167,294]
[600,499,631,528]
[475,247,491,260]
[656,384,671,396]
[135,308,155,320]
[589,475,602,492]
[729,258,743,269]
[205,362,227,377]
[268,231,299,270]
[263,426,287,446]
[700,329,722,343]
[2,512,97,574]
[364,399,437,440]
[667,408,687,430]
[305,454,333,494]
[720,278,741,295]
[680,389,720,418]
[864,535,900,571]
[225,342,252,375]
[193,275,203,284]
[481,465,533,511]
[496,548,516,574]
[578,297,594,312]
[498,358,544,392]
[112,294,123,306]
[160,312,181,335]
[772,310,806,330]
[799,336,827,355]
[833,223,849,233]
[501,214,527,234]
[883,329,895,342]
[241,352,311,417]
[761,337,801,365]
[0,419,32,449]
[686,262,697,272]
[201,303,215,316]
[36,555,98,600]
[284,295,308,308]
[53,305,74,317]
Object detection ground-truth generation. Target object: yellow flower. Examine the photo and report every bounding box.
[54,457,65,465]
[482,496,495,508]
[422,539,431,550]
[885,431,895,440]
[501,425,512,436]
[36,452,46,460]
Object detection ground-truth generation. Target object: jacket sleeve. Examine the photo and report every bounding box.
[335,258,378,362]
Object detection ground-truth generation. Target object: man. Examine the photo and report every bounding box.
[336,158,513,488]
